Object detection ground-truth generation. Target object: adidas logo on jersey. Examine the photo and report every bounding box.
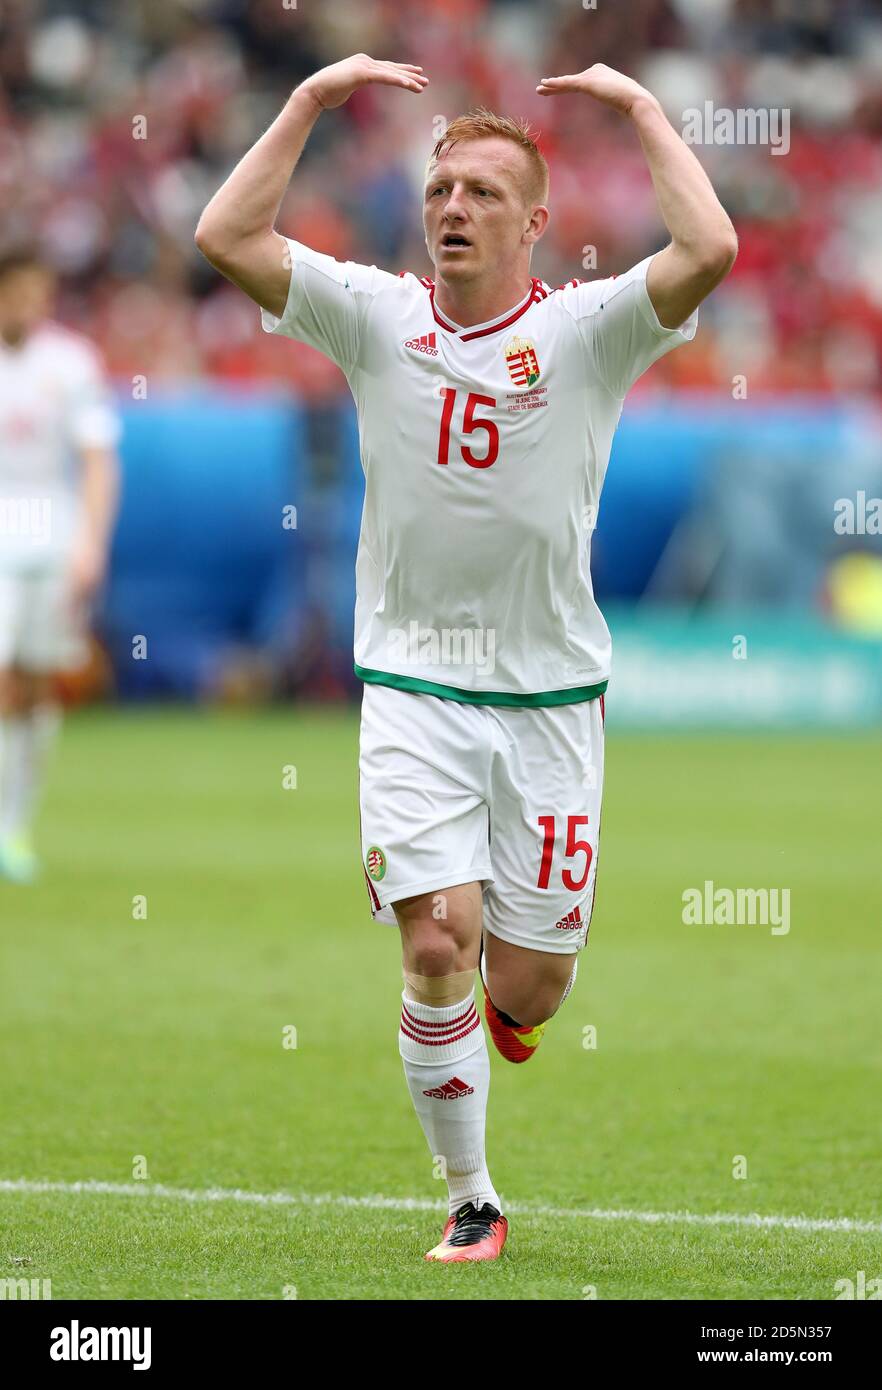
[554,906,584,931]
[404,332,439,356]
[422,1075,475,1100]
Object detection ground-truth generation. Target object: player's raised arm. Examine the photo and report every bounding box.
[537,65,737,328]
[195,55,428,317]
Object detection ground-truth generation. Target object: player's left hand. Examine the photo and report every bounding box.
[67,538,105,607]
[536,64,653,117]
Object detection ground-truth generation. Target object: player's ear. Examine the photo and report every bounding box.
[524,204,549,245]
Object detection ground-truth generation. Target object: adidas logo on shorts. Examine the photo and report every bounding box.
[554,906,584,931]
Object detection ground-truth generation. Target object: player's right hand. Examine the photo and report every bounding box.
[299,55,428,111]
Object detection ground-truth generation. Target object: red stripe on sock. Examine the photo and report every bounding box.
[399,1014,480,1047]
[401,1001,476,1031]
[399,1010,478,1043]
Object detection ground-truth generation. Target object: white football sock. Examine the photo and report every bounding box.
[0,706,60,839]
[398,989,502,1217]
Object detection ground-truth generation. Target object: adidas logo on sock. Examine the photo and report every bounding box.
[422,1075,475,1100]
[554,906,583,930]
[404,332,439,356]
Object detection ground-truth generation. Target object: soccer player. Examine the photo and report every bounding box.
[195,55,737,1261]
[0,251,120,883]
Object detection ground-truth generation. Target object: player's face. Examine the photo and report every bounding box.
[0,266,54,346]
[423,138,539,281]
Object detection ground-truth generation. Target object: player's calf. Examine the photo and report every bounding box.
[481,935,579,1063]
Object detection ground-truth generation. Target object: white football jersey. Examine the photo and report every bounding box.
[263,238,697,706]
[0,323,120,573]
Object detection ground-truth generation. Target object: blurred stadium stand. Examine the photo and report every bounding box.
[2,0,881,718]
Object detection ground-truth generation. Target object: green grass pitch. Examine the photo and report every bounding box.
[1,707,880,1300]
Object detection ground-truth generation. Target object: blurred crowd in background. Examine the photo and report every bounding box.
[2,0,882,400]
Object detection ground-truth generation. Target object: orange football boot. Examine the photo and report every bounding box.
[425,1201,509,1263]
[482,980,547,1063]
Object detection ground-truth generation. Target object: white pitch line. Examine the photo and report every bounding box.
[1,1178,880,1236]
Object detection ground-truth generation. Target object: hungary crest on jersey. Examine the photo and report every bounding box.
[504,335,540,388]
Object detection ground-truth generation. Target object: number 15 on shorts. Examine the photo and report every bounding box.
[537,815,592,891]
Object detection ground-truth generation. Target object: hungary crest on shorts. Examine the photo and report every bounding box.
[505,335,540,388]
[365,846,386,881]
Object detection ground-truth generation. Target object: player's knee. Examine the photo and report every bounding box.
[495,985,562,1028]
[398,915,479,980]
[489,964,574,1027]
[404,924,473,978]
[395,888,481,979]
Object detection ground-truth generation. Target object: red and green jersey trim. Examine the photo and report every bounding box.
[354,664,608,708]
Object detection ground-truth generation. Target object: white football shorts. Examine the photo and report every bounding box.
[358,683,605,955]
[0,569,86,672]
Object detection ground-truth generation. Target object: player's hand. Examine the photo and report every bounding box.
[536,64,653,117]
[300,55,428,112]
[67,537,105,609]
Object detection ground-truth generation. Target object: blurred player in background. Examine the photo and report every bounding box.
[196,54,736,1262]
[0,251,120,884]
